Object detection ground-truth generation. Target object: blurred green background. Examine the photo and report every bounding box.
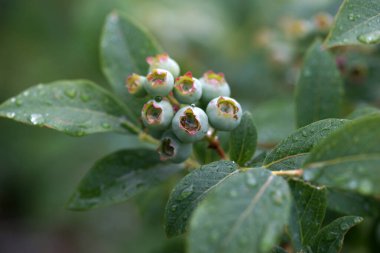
[1,0,378,252]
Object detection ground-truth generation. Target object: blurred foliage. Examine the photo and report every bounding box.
[0,0,379,252]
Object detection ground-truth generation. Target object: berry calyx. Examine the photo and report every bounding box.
[145,69,174,97]
[199,70,231,103]
[206,96,243,131]
[146,53,180,78]
[141,99,174,130]
[126,73,147,97]
[158,131,192,163]
[173,72,202,104]
[172,106,209,143]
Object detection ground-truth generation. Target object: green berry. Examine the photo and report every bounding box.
[158,131,192,163]
[146,53,180,78]
[141,99,173,130]
[126,73,147,97]
[199,70,231,103]
[206,96,242,131]
[173,72,202,104]
[172,105,209,143]
[145,69,174,97]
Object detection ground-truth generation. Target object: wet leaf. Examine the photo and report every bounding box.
[188,168,291,253]
[67,149,182,210]
[0,80,136,136]
[165,161,238,237]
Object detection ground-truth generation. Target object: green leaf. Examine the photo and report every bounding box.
[347,105,380,119]
[100,11,162,119]
[303,114,380,196]
[327,188,380,217]
[264,119,348,170]
[188,168,291,253]
[295,40,344,128]
[324,0,380,48]
[67,149,182,210]
[164,161,238,237]
[229,112,258,166]
[0,80,136,136]
[288,179,327,252]
[309,216,363,253]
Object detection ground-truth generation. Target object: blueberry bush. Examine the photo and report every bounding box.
[1,0,380,252]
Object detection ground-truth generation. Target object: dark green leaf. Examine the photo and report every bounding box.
[188,168,291,253]
[264,119,348,170]
[324,0,380,48]
[288,179,327,252]
[303,114,380,196]
[229,112,258,166]
[327,188,380,217]
[0,80,136,136]
[165,161,238,237]
[310,216,363,253]
[295,40,344,128]
[100,11,161,119]
[67,149,182,210]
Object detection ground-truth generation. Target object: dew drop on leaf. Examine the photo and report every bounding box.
[65,88,77,99]
[245,173,257,187]
[6,112,15,118]
[29,113,44,125]
[358,179,373,195]
[102,122,111,129]
[178,184,194,200]
[80,93,91,102]
[229,189,238,197]
[357,31,380,44]
[340,222,350,230]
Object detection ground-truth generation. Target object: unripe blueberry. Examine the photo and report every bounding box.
[158,131,192,163]
[141,99,174,130]
[146,53,180,78]
[199,71,231,103]
[144,69,174,97]
[172,105,209,143]
[206,96,243,131]
[126,73,147,97]
[173,72,202,104]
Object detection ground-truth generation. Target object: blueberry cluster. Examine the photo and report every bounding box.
[126,53,243,163]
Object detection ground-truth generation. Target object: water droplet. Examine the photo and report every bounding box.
[301,130,307,137]
[340,222,350,230]
[80,93,90,102]
[178,184,194,200]
[6,112,15,118]
[65,89,77,99]
[354,217,363,223]
[16,99,23,107]
[347,180,358,190]
[357,31,380,44]
[304,69,311,77]
[358,179,373,195]
[29,113,44,125]
[102,122,111,129]
[23,91,30,97]
[75,130,85,137]
[246,173,257,187]
[272,190,284,205]
[348,13,355,21]
[229,189,238,197]
[10,98,16,103]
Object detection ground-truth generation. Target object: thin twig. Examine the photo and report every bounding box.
[272,169,304,177]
